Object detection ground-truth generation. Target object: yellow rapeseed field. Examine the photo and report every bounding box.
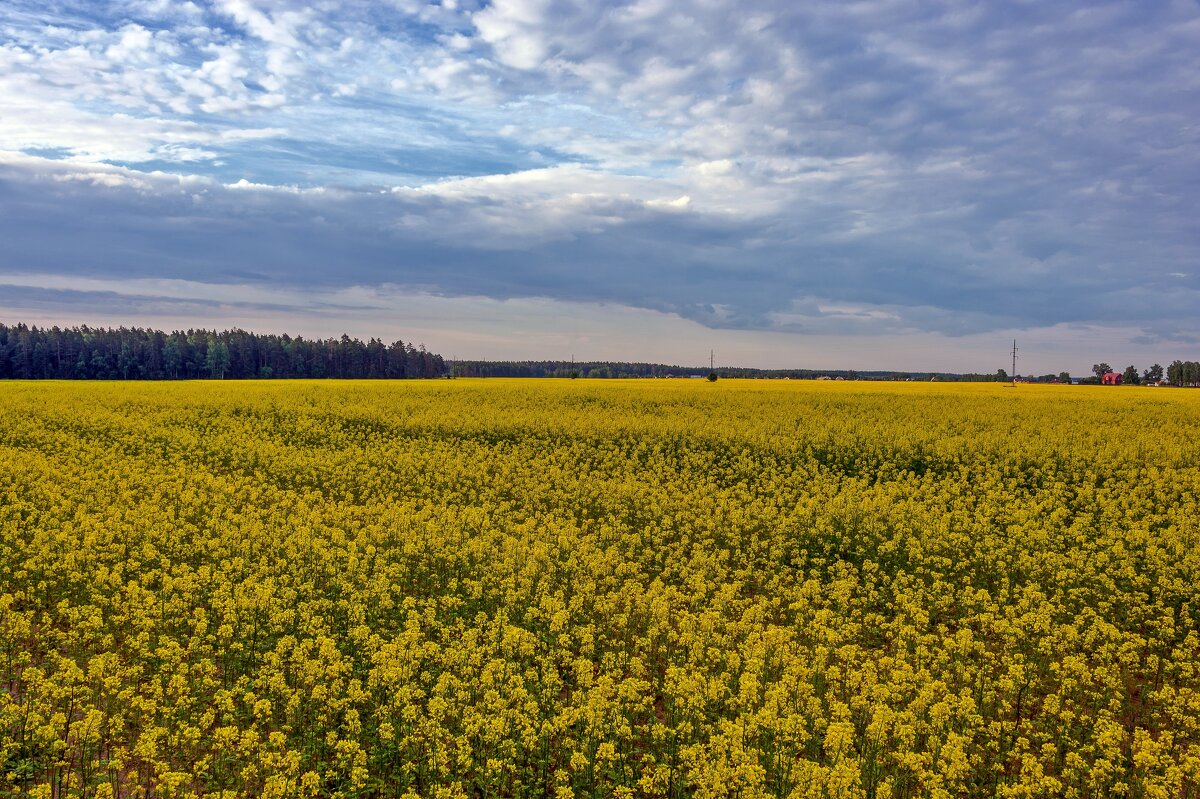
[1,379,1198,798]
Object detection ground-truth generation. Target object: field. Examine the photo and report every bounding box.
[2,379,1198,799]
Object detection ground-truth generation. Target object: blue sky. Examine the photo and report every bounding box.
[1,0,1197,372]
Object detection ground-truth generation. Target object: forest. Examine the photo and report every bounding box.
[0,324,446,380]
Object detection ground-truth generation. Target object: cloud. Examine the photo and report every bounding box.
[0,277,1185,375]
[2,151,1197,350]
[0,1,1197,366]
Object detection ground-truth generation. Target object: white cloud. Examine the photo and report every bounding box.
[472,0,554,70]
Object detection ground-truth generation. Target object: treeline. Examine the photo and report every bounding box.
[451,360,710,379]
[0,323,446,380]
[1166,361,1200,386]
[450,360,855,379]
[454,360,1200,384]
[452,360,1020,381]
[1081,361,1200,386]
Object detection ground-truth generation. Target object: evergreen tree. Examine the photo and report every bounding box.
[0,323,447,380]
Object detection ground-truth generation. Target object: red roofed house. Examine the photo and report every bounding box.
[1101,372,1122,385]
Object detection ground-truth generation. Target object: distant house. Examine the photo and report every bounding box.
[1101,372,1122,385]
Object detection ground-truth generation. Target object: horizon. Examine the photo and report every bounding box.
[4,318,1183,379]
[2,1,1198,374]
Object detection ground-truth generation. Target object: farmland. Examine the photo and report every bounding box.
[1,380,1198,798]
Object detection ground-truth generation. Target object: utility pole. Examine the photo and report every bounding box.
[710,349,714,371]
[1011,339,1018,386]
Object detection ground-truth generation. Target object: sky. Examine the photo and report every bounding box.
[1,0,1198,373]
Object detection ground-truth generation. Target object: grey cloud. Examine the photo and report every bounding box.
[2,154,1196,343]
[1,1,1198,352]
[0,283,307,316]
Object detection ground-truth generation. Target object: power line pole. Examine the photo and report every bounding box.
[1011,339,1018,386]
